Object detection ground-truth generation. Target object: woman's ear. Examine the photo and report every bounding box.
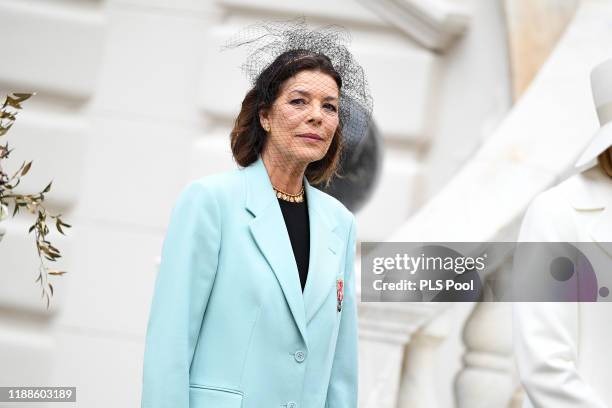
[259,109,269,132]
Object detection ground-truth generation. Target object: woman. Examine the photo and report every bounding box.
[513,58,612,407]
[141,21,371,408]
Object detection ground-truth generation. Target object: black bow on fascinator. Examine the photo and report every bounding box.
[222,17,382,212]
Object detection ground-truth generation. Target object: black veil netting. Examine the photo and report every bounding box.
[222,17,381,212]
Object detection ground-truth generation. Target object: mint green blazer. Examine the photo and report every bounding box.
[141,156,358,408]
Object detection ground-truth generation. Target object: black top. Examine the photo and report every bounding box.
[277,195,310,292]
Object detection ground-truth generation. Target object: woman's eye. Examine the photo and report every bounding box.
[324,104,338,112]
[290,98,337,112]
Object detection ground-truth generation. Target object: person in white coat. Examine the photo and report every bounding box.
[513,58,612,407]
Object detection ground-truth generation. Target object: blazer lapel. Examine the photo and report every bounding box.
[589,207,612,258]
[244,157,308,346]
[569,168,612,257]
[303,179,343,324]
[243,156,346,342]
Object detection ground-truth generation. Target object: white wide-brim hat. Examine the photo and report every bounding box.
[575,58,612,168]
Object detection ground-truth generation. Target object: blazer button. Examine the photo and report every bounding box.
[287,402,297,408]
[294,350,306,363]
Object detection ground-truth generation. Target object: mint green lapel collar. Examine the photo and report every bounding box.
[243,156,276,216]
[244,156,343,346]
[244,156,308,346]
[302,178,343,324]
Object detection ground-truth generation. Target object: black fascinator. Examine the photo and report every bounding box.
[222,17,374,152]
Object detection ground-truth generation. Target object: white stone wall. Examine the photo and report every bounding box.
[423,2,512,407]
[0,0,513,406]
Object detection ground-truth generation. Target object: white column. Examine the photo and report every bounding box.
[397,312,452,408]
[358,302,450,408]
[455,300,515,408]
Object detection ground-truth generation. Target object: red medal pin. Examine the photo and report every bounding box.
[336,278,344,312]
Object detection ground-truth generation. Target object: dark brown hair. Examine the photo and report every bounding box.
[598,147,612,178]
[230,49,343,186]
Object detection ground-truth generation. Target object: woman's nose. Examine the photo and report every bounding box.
[308,103,323,124]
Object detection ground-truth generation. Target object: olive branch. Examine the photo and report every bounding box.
[0,92,71,309]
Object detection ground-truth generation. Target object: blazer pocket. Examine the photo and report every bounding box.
[189,384,243,407]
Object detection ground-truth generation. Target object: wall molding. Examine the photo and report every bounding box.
[356,0,471,52]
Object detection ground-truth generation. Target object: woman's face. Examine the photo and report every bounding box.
[260,69,340,166]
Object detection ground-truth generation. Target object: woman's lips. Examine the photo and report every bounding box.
[297,133,323,141]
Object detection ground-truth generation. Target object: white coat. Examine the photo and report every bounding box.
[513,166,612,407]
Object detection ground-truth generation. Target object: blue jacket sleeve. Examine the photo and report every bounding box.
[141,181,221,408]
[325,215,358,408]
